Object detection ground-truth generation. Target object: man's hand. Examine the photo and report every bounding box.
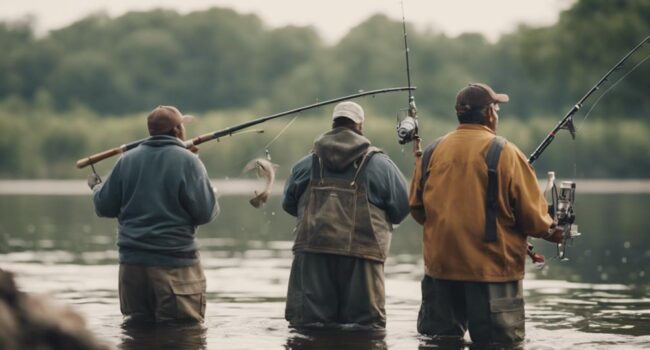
[544,226,565,243]
[87,173,102,190]
[189,145,200,154]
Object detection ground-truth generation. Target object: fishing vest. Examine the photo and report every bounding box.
[417,135,507,242]
[292,147,393,262]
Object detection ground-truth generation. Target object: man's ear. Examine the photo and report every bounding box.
[174,125,183,137]
[482,108,491,125]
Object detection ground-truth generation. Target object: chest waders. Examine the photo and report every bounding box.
[292,147,393,262]
[418,136,507,242]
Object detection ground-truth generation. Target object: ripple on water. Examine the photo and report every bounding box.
[2,259,650,349]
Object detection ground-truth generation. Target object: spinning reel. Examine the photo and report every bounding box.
[545,172,581,261]
[396,99,419,145]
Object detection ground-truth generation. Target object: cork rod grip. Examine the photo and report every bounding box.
[76,146,126,169]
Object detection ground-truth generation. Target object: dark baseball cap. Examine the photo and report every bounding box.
[455,83,509,115]
[147,105,194,135]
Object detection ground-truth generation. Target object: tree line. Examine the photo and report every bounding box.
[0,0,648,120]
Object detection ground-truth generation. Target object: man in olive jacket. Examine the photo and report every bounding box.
[282,101,409,329]
[90,105,219,323]
[410,83,563,343]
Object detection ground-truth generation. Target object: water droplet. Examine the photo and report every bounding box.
[621,257,627,264]
[271,212,276,216]
[640,271,646,277]
[597,265,603,272]
[600,273,608,281]
[624,241,631,249]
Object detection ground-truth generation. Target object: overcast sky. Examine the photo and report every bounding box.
[1,0,575,43]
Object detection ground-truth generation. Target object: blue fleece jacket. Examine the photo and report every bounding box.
[93,135,219,267]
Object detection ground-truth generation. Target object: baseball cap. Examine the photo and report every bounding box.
[332,101,364,124]
[147,105,194,135]
[455,83,509,115]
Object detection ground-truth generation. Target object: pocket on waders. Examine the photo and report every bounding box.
[170,279,207,322]
[306,185,357,250]
[489,297,525,342]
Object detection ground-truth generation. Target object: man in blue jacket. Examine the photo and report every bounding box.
[89,105,219,323]
[282,101,409,329]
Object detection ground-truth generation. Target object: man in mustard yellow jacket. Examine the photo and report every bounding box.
[409,83,563,343]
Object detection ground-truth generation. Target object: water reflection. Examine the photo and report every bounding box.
[2,193,650,349]
[120,322,207,350]
[1,194,650,284]
[418,336,524,350]
[285,328,387,350]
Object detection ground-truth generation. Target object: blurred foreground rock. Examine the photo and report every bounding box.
[0,269,111,350]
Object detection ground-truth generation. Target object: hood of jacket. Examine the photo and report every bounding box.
[313,127,371,172]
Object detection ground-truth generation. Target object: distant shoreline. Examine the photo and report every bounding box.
[0,179,284,196]
[1,179,650,196]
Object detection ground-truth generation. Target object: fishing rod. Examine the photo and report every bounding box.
[76,86,415,169]
[76,129,264,169]
[528,35,649,165]
[526,35,649,262]
[395,1,422,156]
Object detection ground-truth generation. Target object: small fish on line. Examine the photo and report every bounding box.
[243,158,279,208]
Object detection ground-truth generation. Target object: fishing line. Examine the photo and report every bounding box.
[90,163,102,182]
[578,54,650,127]
[572,139,578,182]
[262,114,300,160]
[571,54,649,181]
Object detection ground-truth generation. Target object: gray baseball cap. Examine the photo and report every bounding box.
[332,101,364,124]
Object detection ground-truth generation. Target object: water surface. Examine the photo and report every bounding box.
[1,191,649,349]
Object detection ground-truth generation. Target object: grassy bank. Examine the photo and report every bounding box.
[1,105,649,179]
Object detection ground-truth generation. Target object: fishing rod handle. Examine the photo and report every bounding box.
[187,133,214,147]
[413,136,422,157]
[76,145,127,169]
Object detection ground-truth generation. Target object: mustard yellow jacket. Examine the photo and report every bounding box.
[409,124,553,282]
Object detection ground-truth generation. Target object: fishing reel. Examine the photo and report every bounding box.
[545,172,581,261]
[396,100,419,145]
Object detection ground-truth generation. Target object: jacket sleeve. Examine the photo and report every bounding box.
[92,160,123,218]
[180,157,219,225]
[368,154,410,225]
[282,155,311,217]
[505,145,554,237]
[408,155,426,225]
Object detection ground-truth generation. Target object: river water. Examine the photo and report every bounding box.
[1,183,649,349]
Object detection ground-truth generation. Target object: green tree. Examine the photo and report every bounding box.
[47,51,134,112]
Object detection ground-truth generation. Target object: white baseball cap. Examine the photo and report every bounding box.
[332,101,364,124]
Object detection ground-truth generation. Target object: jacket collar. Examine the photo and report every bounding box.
[142,135,186,148]
[456,123,496,135]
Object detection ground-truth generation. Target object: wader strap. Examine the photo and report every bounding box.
[311,154,325,184]
[311,147,382,186]
[351,146,381,186]
[484,136,507,242]
[417,136,446,204]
